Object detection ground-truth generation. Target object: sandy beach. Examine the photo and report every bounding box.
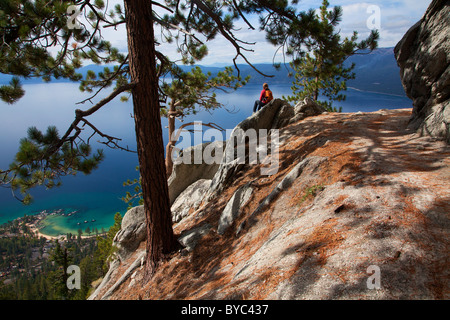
[26,220,104,241]
[26,222,62,240]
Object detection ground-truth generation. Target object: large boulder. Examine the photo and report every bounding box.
[207,98,325,198]
[168,98,323,210]
[394,0,450,142]
[207,99,292,197]
[272,102,295,129]
[168,141,224,205]
[289,97,326,124]
[167,100,292,206]
[217,182,254,235]
[234,98,292,132]
[171,179,211,223]
[112,206,146,262]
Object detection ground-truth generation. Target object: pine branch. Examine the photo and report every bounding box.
[76,82,135,118]
[232,0,255,30]
[81,118,137,153]
[46,82,135,158]
[190,0,273,78]
[153,15,203,44]
[77,55,130,105]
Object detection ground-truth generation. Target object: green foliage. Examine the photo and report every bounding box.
[0,0,125,202]
[1,125,104,204]
[0,77,24,104]
[160,65,250,118]
[0,0,90,103]
[48,240,73,299]
[298,184,325,205]
[94,212,122,274]
[0,213,123,300]
[282,0,379,112]
[122,166,143,210]
[239,0,319,63]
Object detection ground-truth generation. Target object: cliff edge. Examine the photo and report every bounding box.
[89,105,449,300]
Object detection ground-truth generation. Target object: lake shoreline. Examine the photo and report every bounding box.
[0,191,128,238]
[29,214,107,241]
[1,207,111,241]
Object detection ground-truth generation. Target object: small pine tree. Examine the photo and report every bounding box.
[284,0,379,112]
[49,240,74,300]
[122,166,143,209]
[95,212,122,275]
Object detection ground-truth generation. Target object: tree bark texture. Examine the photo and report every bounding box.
[124,0,178,278]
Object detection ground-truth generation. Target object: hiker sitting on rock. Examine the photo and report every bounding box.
[253,83,273,113]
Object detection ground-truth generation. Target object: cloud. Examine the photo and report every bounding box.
[337,0,432,47]
[67,1,433,66]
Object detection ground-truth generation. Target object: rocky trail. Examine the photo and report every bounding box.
[89,107,449,300]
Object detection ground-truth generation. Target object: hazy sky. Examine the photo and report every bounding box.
[96,0,432,65]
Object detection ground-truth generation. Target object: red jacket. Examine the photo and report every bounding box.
[259,89,273,104]
[259,89,265,101]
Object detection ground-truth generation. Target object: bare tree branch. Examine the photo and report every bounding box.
[81,118,137,153]
[190,0,273,78]
[45,82,135,157]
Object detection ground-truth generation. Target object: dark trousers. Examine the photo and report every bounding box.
[253,100,265,113]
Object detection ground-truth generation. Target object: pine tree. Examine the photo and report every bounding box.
[1,0,328,278]
[49,240,73,299]
[95,212,122,274]
[283,0,379,111]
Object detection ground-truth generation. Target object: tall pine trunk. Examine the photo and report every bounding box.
[124,0,178,279]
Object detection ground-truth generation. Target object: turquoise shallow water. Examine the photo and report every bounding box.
[0,191,127,236]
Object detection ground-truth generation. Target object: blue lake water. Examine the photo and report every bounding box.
[0,82,413,235]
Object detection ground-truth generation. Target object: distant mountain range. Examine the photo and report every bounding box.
[346,47,406,96]
[195,47,406,96]
[0,47,406,97]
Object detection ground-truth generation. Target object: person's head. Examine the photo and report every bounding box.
[263,83,269,90]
